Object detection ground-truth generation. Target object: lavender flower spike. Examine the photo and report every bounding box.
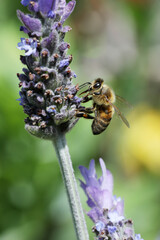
[79,159,144,240]
[17,0,80,139]
[17,2,89,240]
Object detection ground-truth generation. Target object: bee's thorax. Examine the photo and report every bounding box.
[92,85,115,106]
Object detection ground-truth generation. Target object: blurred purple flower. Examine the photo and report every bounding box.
[79,158,123,223]
[79,159,143,240]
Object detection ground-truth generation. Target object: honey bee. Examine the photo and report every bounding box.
[76,78,130,135]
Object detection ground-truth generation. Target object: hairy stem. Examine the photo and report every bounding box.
[53,132,89,240]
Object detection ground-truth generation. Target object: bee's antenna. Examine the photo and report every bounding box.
[78,82,91,89]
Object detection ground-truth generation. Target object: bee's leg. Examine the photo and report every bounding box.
[76,112,94,119]
[77,106,95,113]
[76,106,95,119]
[81,96,92,103]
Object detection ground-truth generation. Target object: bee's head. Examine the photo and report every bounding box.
[79,78,104,96]
[91,78,104,93]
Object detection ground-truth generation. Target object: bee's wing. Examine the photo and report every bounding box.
[112,104,130,128]
[106,97,130,128]
[116,95,132,108]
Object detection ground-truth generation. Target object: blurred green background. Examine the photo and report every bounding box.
[0,0,160,239]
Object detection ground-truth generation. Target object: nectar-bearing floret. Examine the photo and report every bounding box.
[17,0,81,139]
[17,38,37,56]
[79,159,144,240]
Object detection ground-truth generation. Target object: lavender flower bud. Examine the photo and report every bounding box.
[17,0,80,139]
[79,159,144,240]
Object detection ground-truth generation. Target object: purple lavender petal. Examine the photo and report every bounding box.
[108,210,124,223]
[88,159,97,178]
[20,26,29,34]
[80,160,110,197]
[59,42,70,51]
[21,0,30,6]
[41,30,57,52]
[135,234,144,240]
[79,181,96,208]
[17,73,28,81]
[58,0,66,10]
[72,96,81,104]
[59,59,70,70]
[28,2,39,12]
[79,177,98,207]
[114,197,124,216]
[54,22,63,31]
[31,31,42,38]
[17,38,25,47]
[17,38,37,56]
[18,91,28,105]
[22,81,29,88]
[47,30,57,50]
[100,190,113,209]
[87,207,103,223]
[21,0,38,11]
[62,25,72,33]
[22,68,29,75]
[86,187,113,210]
[99,158,113,193]
[17,10,42,32]
[47,10,55,19]
[61,0,76,24]
[39,0,57,14]
[79,166,89,183]
[22,81,34,89]
[46,106,57,114]
[86,197,96,208]
[107,225,117,234]
[37,96,44,103]
[72,72,77,78]
[79,168,99,189]
[95,221,105,232]
[79,159,97,183]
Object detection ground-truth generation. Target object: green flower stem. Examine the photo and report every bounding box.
[53,132,89,240]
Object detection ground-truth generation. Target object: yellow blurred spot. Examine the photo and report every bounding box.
[119,104,160,175]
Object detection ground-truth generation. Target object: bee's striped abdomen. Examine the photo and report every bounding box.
[92,105,114,135]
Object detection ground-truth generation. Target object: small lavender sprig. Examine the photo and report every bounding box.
[17,0,81,139]
[79,159,144,240]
